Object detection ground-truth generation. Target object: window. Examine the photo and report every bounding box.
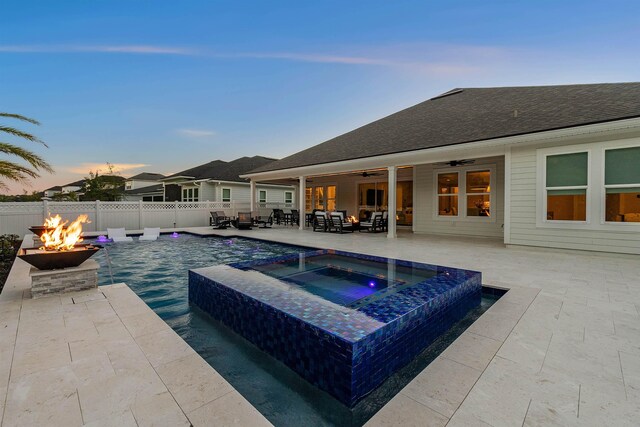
[605,147,640,223]
[437,172,459,216]
[545,152,588,221]
[305,188,312,212]
[182,188,199,202]
[314,187,324,210]
[466,170,491,217]
[435,168,494,219]
[326,185,337,212]
[284,191,293,204]
[222,188,231,202]
[259,190,267,203]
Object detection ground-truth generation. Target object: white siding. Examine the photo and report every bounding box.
[413,156,505,238]
[199,182,217,201]
[508,140,640,255]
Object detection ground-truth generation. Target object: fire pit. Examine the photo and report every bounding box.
[18,244,101,270]
[21,214,100,270]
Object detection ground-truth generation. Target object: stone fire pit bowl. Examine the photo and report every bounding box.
[18,244,102,270]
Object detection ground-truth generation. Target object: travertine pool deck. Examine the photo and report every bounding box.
[2,227,639,426]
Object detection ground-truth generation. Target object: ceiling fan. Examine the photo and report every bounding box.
[438,159,475,167]
[358,171,383,177]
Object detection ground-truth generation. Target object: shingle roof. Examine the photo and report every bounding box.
[45,186,62,192]
[249,82,640,174]
[165,156,278,182]
[125,184,164,195]
[127,172,165,181]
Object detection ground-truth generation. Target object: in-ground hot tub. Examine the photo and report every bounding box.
[188,249,481,407]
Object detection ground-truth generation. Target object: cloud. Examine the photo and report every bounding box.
[177,129,216,138]
[64,162,148,174]
[0,44,197,55]
[0,42,511,75]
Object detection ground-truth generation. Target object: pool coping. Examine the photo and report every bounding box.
[1,229,538,426]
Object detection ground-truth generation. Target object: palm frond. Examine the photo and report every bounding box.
[0,126,46,146]
[0,142,54,173]
[0,113,40,125]
[0,160,41,183]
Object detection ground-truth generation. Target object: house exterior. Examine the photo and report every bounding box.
[162,156,296,208]
[243,83,640,255]
[43,180,85,198]
[123,172,166,201]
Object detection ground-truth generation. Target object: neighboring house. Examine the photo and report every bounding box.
[61,180,85,195]
[162,156,296,207]
[43,186,62,198]
[43,180,85,198]
[123,172,166,201]
[244,83,640,255]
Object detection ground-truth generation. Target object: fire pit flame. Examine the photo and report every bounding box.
[40,214,90,251]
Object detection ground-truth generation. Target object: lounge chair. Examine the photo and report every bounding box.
[235,212,253,230]
[382,211,389,232]
[107,228,133,242]
[359,212,383,233]
[313,211,328,232]
[139,227,160,241]
[329,213,354,234]
[210,211,231,229]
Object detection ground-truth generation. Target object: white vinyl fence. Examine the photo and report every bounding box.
[0,201,294,237]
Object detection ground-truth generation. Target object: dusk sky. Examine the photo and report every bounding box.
[1,1,639,193]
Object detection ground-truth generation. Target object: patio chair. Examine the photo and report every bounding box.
[210,211,231,229]
[253,211,273,228]
[290,209,300,226]
[107,228,133,242]
[313,211,328,232]
[329,214,354,234]
[235,212,253,230]
[272,209,285,225]
[138,227,160,241]
[359,212,383,233]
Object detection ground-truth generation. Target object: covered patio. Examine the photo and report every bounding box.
[244,143,508,242]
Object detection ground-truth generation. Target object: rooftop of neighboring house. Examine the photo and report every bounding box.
[248,82,640,174]
[163,156,278,183]
[127,172,166,181]
[124,183,164,195]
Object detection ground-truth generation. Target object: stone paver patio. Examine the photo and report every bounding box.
[1,227,639,426]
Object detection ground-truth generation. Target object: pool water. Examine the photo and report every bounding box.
[93,234,500,426]
[244,253,437,307]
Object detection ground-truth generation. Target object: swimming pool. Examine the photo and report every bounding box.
[93,234,500,425]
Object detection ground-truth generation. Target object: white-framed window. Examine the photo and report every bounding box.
[437,172,459,216]
[258,190,267,203]
[433,167,494,220]
[604,146,640,223]
[182,187,199,202]
[544,151,589,223]
[536,139,640,231]
[284,191,293,204]
[307,185,337,211]
[221,188,231,202]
